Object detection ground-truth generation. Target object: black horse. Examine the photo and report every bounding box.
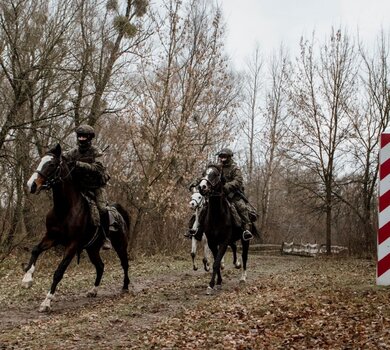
[199,164,257,294]
[189,189,241,272]
[23,144,130,312]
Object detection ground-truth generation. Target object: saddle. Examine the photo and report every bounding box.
[107,206,125,231]
[227,201,258,228]
[81,192,123,231]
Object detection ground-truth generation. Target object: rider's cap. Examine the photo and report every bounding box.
[216,148,233,157]
[76,124,95,138]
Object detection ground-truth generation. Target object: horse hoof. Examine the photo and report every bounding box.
[239,278,246,284]
[235,263,241,269]
[215,284,222,291]
[87,286,98,298]
[121,288,129,294]
[21,280,33,289]
[206,286,214,295]
[39,304,51,313]
[193,266,198,271]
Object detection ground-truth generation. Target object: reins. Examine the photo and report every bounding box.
[37,158,75,190]
[83,226,100,249]
[201,166,224,198]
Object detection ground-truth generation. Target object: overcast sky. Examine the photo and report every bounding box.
[221,0,390,67]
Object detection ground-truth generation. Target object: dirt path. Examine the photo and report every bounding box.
[0,251,388,349]
[0,252,292,329]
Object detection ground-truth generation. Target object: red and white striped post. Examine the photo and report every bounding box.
[378,128,390,285]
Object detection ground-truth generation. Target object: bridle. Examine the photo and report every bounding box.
[35,155,73,190]
[199,165,223,197]
[190,191,205,209]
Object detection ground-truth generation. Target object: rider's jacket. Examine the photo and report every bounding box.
[65,146,109,190]
[189,159,245,202]
[65,145,102,163]
[220,159,244,199]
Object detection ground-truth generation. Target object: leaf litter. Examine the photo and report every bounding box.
[0,250,388,349]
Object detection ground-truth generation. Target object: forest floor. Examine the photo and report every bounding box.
[0,247,389,349]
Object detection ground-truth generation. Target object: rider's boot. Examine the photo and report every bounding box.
[193,224,204,241]
[100,209,112,250]
[184,228,196,238]
[184,215,196,238]
[193,207,206,241]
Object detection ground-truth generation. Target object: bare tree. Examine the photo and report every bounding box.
[112,0,239,253]
[0,0,76,247]
[335,30,390,255]
[69,0,150,127]
[288,29,357,254]
[257,46,291,239]
[240,45,263,183]
[0,0,150,248]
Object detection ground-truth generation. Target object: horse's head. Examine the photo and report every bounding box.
[199,164,222,195]
[189,191,204,210]
[27,144,64,194]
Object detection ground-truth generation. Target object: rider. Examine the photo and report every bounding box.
[184,147,253,241]
[65,124,112,250]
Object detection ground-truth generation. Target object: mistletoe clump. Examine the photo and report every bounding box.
[113,15,137,38]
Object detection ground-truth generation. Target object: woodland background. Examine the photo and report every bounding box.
[0,0,388,259]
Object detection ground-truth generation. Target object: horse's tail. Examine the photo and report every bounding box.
[251,222,261,241]
[113,203,131,238]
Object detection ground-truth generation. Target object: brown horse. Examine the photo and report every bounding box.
[23,144,130,312]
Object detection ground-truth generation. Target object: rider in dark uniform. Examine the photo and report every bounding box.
[185,148,253,241]
[65,124,112,250]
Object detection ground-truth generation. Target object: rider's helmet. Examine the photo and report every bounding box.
[75,124,95,148]
[216,148,233,165]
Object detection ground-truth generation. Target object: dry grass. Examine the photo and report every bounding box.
[0,249,388,349]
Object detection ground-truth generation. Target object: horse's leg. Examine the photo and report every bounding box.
[191,237,198,271]
[191,208,200,271]
[240,239,250,283]
[39,244,77,312]
[22,235,56,288]
[202,235,210,272]
[231,242,241,269]
[207,243,228,295]
[217,244,226,270]
[86,247,104,297]
[206,244,218,295]
[215,244,229,290]
[110,230,130,292]
[220,249,225,270]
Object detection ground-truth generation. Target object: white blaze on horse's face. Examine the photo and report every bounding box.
[200,167,220,192]
[27,155,54,194]
[199,179,209,193]
[189,192,203,209]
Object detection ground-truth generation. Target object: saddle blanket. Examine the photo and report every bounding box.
[107,206,125,231]
[81,193,123,231]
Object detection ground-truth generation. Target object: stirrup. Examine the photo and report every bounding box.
[184,229,197,238]
[242,230,253,241]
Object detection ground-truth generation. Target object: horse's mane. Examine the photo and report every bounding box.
[205,163,222,172]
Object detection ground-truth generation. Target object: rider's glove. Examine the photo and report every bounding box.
[75,161,92,170]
